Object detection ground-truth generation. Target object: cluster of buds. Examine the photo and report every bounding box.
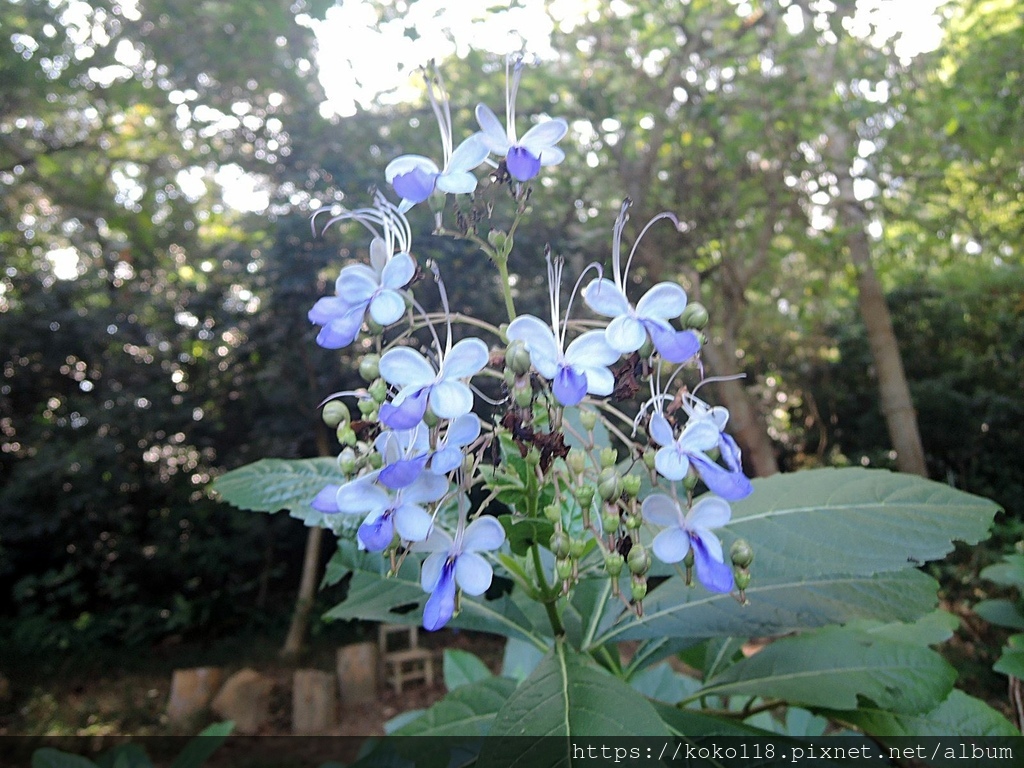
[304,56,755,631]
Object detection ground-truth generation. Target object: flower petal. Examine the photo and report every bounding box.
[381,252,415,289]
[380,386,430,430]
[564,330,620,368]
[506,146,541,181]
[385,154,440,182]
[420,550,447,591]
[334,476,389,514]
[335,264,378,297]
[691,526,725,566]
[679,419,721,453]
[379,454,429,489]
[583,278,630,317]
[423,561,456,631]
[461,515,506,552]
[605,314,647,354]
[369,237,388,275]
[474,105,511,153]
[641,493,682,528]
[506,315,560,379]
[648,413,675,447]
[686,495,733,531]
[435,170,479,194]
[455,551,493,596]
[403,471,449,505]
[636,282,687,320]
[655,446,690,481]
[442,338,489,379]
[394,502,433,542]
[719,433,743,473]
[429,446,461,475]
[538,146,566,167]
[553,365,587,406]
[358,510,394,551]
[447,133,490,173]
[444,413,481,447]
[519,118,568,152]
[392,167,438,205]
[415,527,454,557]
[690,454,754,501]
[313,304,366,350]
[644,322,701,364]
[429,380,474,420]
[652,527,691,564]
[310,484,342,513]
[379,348,435,387]
[691,534,735,593]
[308,296,351,326]
[369,290,406,326]
[582,365,614,397]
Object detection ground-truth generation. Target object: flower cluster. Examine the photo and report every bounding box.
[306,56,754,632]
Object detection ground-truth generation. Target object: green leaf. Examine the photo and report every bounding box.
[103,744,152,768]
[835,689,1020,737]
[725,468,1000,581]
[629,662,701,705]
[169,721,234,768]
[499,515,554,557]
[975,599,1024,630]
[211,458,348,528]
[698,623,956,713]
[981,554,1024,588]
[392,677,517,736]
[993,633,1024,678]
[483,642,671,753]
[443,649,493,690]
[323,541,549,649]
[501,637,547,683]
[32,750,99,768]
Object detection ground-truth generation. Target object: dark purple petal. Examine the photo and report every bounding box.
[506,146,541,181]
[690,453,754,501]
[391,167,438,204]
[423,559,457,631]
[379,387,430,430]
[379,455,429,489]
[719,433,744,473]
[552,365,588,406]
[358,511,395,551]
[643,321,701,364]
[310,485,341,513]
[691,533,735,593]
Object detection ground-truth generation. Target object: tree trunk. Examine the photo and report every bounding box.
[280,526,324,661]
[830,137,928,477]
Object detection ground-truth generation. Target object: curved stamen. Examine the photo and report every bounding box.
[623,211,680,287]
[317,388,371,409]
[410,295,444,364]
[561,261,604,347]
[611,199,632,292]
[430,261,454,358]
[425,62,453,168]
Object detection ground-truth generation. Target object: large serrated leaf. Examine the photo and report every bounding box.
[393,677,516,735]
[697,623,956,713]
[443,649,492,691]
[725,468,999,581]
[833,689,1020,737]
[594,569,938,646]
[482,642,671,755]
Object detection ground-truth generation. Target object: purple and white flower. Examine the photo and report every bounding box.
[641,493,734,593]
[474,56,568,182]
[583,201,701,363]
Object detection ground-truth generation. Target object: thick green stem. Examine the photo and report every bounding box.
[494,254,517,323]
[532,543,565,638]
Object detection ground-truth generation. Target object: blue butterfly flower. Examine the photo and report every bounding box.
[641,493,734,593]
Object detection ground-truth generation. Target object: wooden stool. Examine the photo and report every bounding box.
[378,624,435,694]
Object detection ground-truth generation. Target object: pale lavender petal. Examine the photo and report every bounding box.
[380,252,415,289]
[444,413,481,447]
[679,419,721,454]
[691,535,735,593]
[358,510,394,551]
[461,515,506,552]
[310,484,342,513]
[334,476,389,514]
[655,446,690,481]
[380,386,430,430]
[641,493,682,528]
[719,433,743,473]
[315,304,366,349]
[644,321,700,363]
[686,495,733,531]
[582,365,614,396]
[690,454,754,501]
[605,314,647,354]
[636,282,687,320]
[430,446,461,475]
[442,338,489,379]
[553,365,587,406]
[447,133,490,173]
[435,170,479,194]
[507,315,560,379]
[538,146,566,167]
[474,105,511,153]
[308,296,353,326]
[385,154,440,182]
[519,118,568,152]
[379,455,429,489]
[415,528,454,557]
[423,560,456,631]
[394,502,433,542]
[564,330,620,368]
[420,550,447,590]
[648,413,675,448]
[583,278,630,317]
[691,526,725,565]
[368,290,406,326]
[429,380,474,420]
[335,267,379,303]
[403,471,449,505]
[652,527,691,564]
[506,146,541,181]
[379,348,435,387]
[369,237,388,275]
[392,167,438,205]
[455,552,493,596]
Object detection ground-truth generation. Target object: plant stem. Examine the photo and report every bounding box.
[494,253,517,323]
[531,543,564,637]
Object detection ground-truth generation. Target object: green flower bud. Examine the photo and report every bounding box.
[549,530,571,559]
[599,447,618,469]
[368,378,388,404]
[621,474,642,498]
[566,448,586,475]
[556,557,574,580]
[513,377,533,408]
[543,505,562,524]
[604,552,624,577]
[366,317,384,336]
[357,398,376,416]
[601,511,620,533]
[568,538,586,559]
[683,549,695,568]
[679,302,710,330]
[322,400,350,428]
[359,354,381,382]
[683,470,699,490]
[638,337,655,358]
[575,485,595,509]
[462,454,475,476]
[337,447,357,475]
[627,544,651,575]
[487,229,508,250]
[734,569,751,590]
[336,425,357,446]
[642,449,657,471]
[624,511,642,530]
[503,367,517,388]
[368,453,383,470]
[579,409,598,431]
[524,447,541,467]
[422,408,439,428]
[597,468,621,501]
[630,576,648,601]
[504,340,532,376]
[730,539,754,568]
